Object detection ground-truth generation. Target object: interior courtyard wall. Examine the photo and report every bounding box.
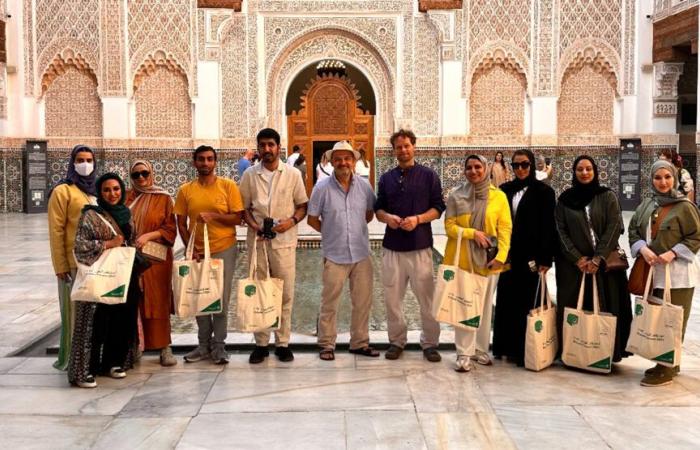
[0,0,685,212]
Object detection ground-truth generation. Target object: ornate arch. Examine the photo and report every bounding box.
[465,41,530,98]
[39,46,99,96]
[557,38,620,97]
[267,28,395,134]
[132,50,190,97]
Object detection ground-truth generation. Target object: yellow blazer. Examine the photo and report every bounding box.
[48,183,95,274]
[443,185,512,276]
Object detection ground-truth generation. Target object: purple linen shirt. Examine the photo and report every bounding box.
[374,163,445,252]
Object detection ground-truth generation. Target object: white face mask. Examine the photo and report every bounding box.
[74,162,94,177]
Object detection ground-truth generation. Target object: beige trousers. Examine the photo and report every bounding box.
[252,243,296,347]
[318,257,373,350]
[455,274,499,357]
[382,248,440,349]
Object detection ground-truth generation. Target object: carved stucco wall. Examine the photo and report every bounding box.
[134,65,192,138]
[558,63,615,135]
[470,65,526,135]
[44,65,103,137]
[220,16,250,139]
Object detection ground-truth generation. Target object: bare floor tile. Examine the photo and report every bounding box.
[0,386,138,415]
[494,406,609,449]
[345,411,427,449]
[92,417,191,450]
[418,412,516,450]
[177,412,346,450]
[202,369,413,413]
[0,415,112,450]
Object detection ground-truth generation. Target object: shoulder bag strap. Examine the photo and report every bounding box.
[651,204,673,240]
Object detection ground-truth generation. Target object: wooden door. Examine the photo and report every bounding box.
[287,73,375,195]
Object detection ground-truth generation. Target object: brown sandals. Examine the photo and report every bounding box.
[319,348,335,361]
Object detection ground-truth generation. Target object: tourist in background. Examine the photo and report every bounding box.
[660,149,695,204]
[356,148,371,179]
[240,128,308,364]
[126,160,177,367]
[68,173,139,388]
[237,149,254,177]
[174,145,244,365]
[48,145,97,371]
[535,155,553,185]
[444,155,512,372]
[294,154,307,184]
[628,159,700,386]
[286,145,301,167]
[316,153,333,183]
[555,155,632,365]
[489,151,511,187]
[375,129,446,362]
[493,149,557,366]
[308,141,379,361]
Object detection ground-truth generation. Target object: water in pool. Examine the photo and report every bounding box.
[171,243,441,335]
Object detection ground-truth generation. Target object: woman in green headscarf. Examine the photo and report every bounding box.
[68,173,140,388]
[629,159,700,387]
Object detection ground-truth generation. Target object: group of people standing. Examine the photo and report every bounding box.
[443,149,700,386]
[48,129,700,389]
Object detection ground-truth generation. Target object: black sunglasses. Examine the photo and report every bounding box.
[511,162,531,170]
[130,170,151,180]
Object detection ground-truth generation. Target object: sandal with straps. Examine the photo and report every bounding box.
[349,346,380,357]
[319,348,335,361]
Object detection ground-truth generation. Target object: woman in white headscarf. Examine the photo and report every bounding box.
[629,159,700,387]
[443,155,512,373]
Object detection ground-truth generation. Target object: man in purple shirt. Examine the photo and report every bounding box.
[375,129,446,362]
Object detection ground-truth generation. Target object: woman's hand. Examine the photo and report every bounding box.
[585,261,599,274]
[106,234,124,249]
[487,260,504,270]
[473,230,491,248]
[640,246,658,265]
[135,231,157,250]
[576,257,589,273]
[656,250,676,265]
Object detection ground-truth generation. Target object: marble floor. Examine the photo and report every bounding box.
[2,213,700,448]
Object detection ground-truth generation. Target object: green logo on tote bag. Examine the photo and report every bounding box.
[244,285,257,297]
[535,320,543,333]
[102,285,125,298]
[460,316,481,328]
[443,270,455,281]
[566,313,579,326]
[635,304,644,316]
[201,299,221,313]
[653,350,675,364]
[179,266,190,277]
[589,357,611,370]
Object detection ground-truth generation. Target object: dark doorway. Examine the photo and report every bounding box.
[313,141,335,184]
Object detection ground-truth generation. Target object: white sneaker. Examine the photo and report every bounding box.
[76,375,97,388]
[109,367,127,379]
[470,350,493,366]
[454,356,472,373]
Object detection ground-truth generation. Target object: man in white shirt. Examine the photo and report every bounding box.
[286,145,301,167]
[240,129,309,364]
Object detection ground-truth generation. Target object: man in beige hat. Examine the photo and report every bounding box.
[308,141,379,360]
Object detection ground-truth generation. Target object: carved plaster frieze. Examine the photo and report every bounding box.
[465,41,531,98]
[653,62,684,117]
[254,0,412,13]
[427,10,457,61]
[557,39,621,97]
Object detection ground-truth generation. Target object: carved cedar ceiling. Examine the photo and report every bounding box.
[197,0,241,10]
[419,0,463,12]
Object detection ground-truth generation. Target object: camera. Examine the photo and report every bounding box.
[258,217,277,240]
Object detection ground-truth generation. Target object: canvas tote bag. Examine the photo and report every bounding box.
[71,213,136,305]
[562,274,617,373]
[236,240,283,332]
[626,265,683,367]
[432,231,489,330]
[173,223,224,318]
[525,272,558,372]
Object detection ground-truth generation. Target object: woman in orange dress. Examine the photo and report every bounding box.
[126,160,178,366]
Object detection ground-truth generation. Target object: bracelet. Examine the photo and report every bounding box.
[415,215,421,225]
[291,216,299,225]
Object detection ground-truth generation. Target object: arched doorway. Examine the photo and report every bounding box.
[286,63,375,194]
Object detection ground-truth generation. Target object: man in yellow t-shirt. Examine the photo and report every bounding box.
[174,145,244,364]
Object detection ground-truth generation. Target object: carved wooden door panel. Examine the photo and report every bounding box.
[287,74,375,194]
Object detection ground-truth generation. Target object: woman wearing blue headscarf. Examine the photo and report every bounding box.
[47,145,97,370]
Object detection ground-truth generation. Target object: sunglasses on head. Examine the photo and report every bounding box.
[511,162,531,170]
[130,170,150,180]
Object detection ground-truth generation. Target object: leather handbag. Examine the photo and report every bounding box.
[604,247,629,272]
[627,204,673,295]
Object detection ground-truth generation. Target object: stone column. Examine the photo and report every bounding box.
[652,61,684,133]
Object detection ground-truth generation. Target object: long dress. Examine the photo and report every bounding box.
[554,190,632,362]
[68,210,139,384]
[126,190,176,350]
[490,163,510,187]
[492,181,557,364]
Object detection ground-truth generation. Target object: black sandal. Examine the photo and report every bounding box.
[319,348,335,361]
[349,346,380,357]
